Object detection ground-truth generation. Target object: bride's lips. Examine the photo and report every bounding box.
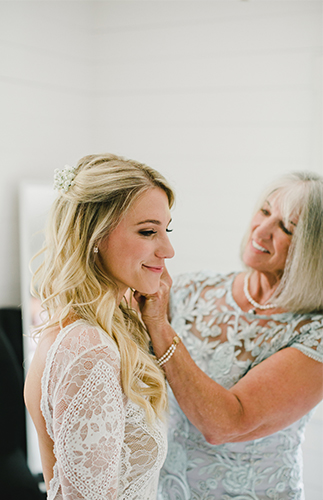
[142,264,164,273]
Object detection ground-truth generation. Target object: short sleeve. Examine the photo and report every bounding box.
[49,329,126,499]
[289,316,323,363]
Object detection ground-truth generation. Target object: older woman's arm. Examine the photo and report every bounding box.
[135,272,323,445]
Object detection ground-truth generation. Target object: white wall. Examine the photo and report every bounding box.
[92,0,322,280]
[0,1,97,306]
[1,1,322,498]
[1,0,322,304]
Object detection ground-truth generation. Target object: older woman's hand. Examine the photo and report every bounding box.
[134,267,172,327]
[134,268,174,356]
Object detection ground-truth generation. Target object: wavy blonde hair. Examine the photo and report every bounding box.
[240,171,323,313]
[32,153,175,422]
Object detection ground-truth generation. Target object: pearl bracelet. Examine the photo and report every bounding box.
[157,335,181,367]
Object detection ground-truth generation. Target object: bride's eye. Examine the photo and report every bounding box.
[139,230,157,237]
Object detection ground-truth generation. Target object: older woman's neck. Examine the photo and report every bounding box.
[249,271,281,303]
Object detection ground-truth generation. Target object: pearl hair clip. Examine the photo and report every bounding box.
[54,165,76,193]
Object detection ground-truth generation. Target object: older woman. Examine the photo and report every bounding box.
[135,171,323,500]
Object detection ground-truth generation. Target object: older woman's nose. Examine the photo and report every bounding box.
[255,217,275,240]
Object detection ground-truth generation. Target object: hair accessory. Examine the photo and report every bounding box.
[54,165,76,193]
[243,272,277,314]
[93,246,99,254]
[157,335,180,367]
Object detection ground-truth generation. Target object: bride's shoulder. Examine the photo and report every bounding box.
[32,323,61,361]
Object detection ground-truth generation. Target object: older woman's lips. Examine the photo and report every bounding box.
[251,240,270,253]
[142,265,164,273]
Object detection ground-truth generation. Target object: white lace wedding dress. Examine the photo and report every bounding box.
[41,319,167,499]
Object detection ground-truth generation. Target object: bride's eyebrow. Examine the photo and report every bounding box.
[136,219,161,226]
[136,218,172,226]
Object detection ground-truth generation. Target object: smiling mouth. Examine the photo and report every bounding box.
[142,265,164,273]
[252,240,270,253]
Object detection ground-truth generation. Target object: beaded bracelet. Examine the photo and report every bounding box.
[157,335,181,367]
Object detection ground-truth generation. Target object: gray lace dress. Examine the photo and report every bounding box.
[158,271,323,500]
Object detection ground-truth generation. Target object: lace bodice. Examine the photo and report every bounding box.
[41,320,167,499]
[158,271,323,500]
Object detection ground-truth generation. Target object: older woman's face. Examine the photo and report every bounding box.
[243,195,297,279]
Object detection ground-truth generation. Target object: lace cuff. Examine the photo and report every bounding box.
[291,344,323,363]
[290,318,323,363]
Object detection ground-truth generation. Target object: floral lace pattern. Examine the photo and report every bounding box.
[158,272,323,500]
[41,320,167,499]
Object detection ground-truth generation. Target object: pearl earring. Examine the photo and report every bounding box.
[93,246,99,254]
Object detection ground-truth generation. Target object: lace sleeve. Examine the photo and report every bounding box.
[290,316,323,363]
[51,343,126,499]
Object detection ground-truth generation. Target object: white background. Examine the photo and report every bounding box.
[0,1,322,498]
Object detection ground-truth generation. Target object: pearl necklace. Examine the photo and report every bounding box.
[243,272,277,314]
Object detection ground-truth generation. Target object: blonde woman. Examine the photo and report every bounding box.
[137,172,323,499]
[24,154,175,500]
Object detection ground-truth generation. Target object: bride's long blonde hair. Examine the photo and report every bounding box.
[32,153,175,422]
